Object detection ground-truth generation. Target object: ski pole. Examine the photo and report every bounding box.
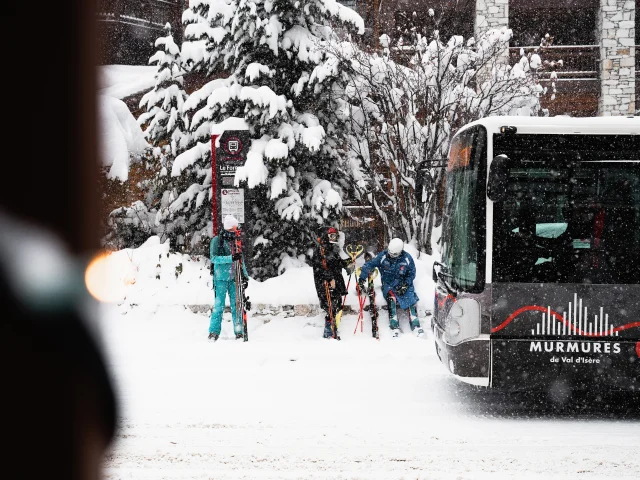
[342,244,364,306]
[353,268,366,334]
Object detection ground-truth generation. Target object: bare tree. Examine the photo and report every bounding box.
[331,12,555,253]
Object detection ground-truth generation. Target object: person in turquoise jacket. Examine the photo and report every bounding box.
[208,215,248,341]
[357,238,424,338]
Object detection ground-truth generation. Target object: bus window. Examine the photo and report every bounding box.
[440,126,486,292]
[493,162,640,284]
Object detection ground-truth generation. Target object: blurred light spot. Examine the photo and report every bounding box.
[85,251,131,303]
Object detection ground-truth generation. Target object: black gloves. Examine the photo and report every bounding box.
[232,252,242,261]
[357,277,367,293]
[396,282,409,296]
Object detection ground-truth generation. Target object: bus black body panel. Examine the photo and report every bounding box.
[433,319,491,378]
[491,339,640,392]
[490,283,640,391]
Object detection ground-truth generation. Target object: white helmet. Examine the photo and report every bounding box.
[388,238,404,258]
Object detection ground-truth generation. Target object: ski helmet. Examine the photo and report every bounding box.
[387,238,404,258]
[327,227,339,244]
[223,215,239,230]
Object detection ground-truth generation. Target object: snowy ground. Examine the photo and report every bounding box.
[100,301,640,480]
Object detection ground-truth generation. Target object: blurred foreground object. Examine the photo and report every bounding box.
[0,2,117,479]
[0,212,117,480]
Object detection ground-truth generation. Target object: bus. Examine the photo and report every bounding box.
[431,116,640,394]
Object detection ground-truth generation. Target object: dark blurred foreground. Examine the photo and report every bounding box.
[1,3,117,480]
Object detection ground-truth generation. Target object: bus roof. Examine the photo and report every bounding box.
[458,115,640,136]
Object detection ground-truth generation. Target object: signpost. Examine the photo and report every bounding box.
[211,120,253,264]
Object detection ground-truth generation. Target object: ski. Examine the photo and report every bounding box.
[364,251,380,340]
[325,281,340,340]
[367,272,379,340]
[232,227,250,342]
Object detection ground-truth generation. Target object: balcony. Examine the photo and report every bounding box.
[509,45,599,80]
[97,0,183,65]
[510,45,600,117]
[97,0,181,31]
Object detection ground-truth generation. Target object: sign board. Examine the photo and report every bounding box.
[220,188,244,223]
[211,126,253,267]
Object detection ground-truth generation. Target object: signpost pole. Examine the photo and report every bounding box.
[211,134,219,237]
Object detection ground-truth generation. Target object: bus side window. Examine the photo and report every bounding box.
[440,126,485,292]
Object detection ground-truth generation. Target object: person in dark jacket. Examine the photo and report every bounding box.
[312,226,354,339]
[358,238,424,337]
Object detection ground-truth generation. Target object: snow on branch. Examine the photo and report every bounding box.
[172,141,210,177]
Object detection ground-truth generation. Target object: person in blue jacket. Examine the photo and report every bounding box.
[357,238,424,337]
[208,215,248,341]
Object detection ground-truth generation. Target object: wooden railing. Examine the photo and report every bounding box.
[96,0,181,30]
[509,45,600,80]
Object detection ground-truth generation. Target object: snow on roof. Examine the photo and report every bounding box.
[98,65,157,100]
[461,115,640,135]
[210,117,249,148]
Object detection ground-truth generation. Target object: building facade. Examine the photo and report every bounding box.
[97,0,185,65]
[368,0,638,117]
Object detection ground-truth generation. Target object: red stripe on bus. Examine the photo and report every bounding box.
[492,305,640,336]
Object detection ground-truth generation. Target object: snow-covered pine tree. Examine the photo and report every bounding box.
[105,24,193,253]
[138,23,190,157]
[181,0,220,74]
[170,0,364,278]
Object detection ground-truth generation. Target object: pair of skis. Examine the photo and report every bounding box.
[353,263,380,340]
[342,246,379,340]
[231,227,250,342]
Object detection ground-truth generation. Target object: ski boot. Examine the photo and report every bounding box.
[235,333,244,340]
[323,318,333,339]
[208,332,219,341]
[409,306,424,337]
[389,300,400,337]
[323,317,340,339]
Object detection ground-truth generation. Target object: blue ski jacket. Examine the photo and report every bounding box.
[210,232,247,284]
[358,250,419,310]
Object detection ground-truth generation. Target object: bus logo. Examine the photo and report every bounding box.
[224,137,242,154]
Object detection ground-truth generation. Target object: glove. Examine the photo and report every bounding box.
[231,252,242,261]
[395,282,409,296]
[357,278,367,293]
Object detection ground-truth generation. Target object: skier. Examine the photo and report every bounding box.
[208,215,248,341]
[357,238,424,337]
[312,227,355,339]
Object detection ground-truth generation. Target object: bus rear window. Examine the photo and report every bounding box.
[493,162,640,284]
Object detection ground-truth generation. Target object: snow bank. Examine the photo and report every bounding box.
[99,236,436,316]
[98,95,149,181]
